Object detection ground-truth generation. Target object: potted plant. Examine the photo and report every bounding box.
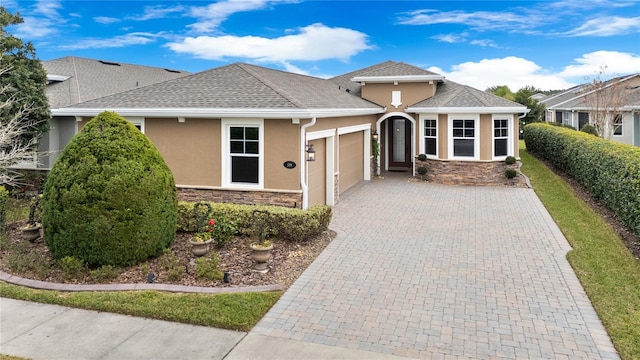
[20,195,41,242]
[249,209,274,273]
[190,218,215,256]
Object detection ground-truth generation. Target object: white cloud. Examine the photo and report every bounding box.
[398,1,640,37]
[12,0,63,38]
[430,56,576,91]
[137,5,185,21]
[558,51,640,79]
[429,51,640,91]
[563,16,640,37]
[398,9,533,32]
[167,23,371,62]
[58,32,162,50]
[14,16,57,38]
[187,0,293,33]
[469,39,498,48]
[94,16,121,24]
[431,33,466,43]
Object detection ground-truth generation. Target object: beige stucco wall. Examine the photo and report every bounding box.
[264,119,300,190]
[146,118,221,187]
[438,114,448,160]
[307,115,377,132]
[361,83,436,110]
[479,114,492,161]
[307,138,326,206]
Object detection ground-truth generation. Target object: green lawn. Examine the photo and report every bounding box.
[519,141,640,359]
[0,283,280,331]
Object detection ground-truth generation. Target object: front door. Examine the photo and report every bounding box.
[388,118,412,169]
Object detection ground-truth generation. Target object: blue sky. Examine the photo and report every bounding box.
[4,0,640,91]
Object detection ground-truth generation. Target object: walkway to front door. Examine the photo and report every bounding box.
[252,177,617,359]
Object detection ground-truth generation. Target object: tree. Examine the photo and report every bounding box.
[0,7,50,146]
[486,85,515,101]
[0,64,42,185]
[513,86,546,126]
[42,111,178,267]
[490,85,546,137]
[582,67,627,139]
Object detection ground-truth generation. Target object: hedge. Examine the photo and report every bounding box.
[177,201,332,242]
[523,123,640,239]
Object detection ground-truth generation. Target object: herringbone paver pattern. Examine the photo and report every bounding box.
[253,176,618,359]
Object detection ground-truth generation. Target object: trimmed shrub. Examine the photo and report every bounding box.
[417,154,427,161]
[580,124,599,136]
[505,156,516,165]
[177,202,332,242]
[505,169,517,179]
[42,111,178,267]
[524,123,640,238]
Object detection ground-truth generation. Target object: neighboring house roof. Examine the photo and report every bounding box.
[406,81,529,113]
[544,74,640,111]
[56,63,384,119]
[329,61,441,96]
[43,56,190,108]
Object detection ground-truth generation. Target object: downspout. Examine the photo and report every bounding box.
[300,117,317,210]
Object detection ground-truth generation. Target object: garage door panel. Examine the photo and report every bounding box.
[339,131,364,194]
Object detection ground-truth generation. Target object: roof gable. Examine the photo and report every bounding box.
[329,61,441,96]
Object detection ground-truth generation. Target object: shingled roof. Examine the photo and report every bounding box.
[406,81,528,111]
[43,56,190,108]
[62,63,382,117]
[329,61,440,96]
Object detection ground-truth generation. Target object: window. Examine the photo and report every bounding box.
[493,118,509,157]
[578,112,589,130]
[126,117,144,133]
[613,114,623,136]
[223,119,263,188]
[452,119,476,157]
[423,119,437,156]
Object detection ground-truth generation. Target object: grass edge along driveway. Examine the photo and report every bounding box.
[0,283,280,332]
[520,143,640,360]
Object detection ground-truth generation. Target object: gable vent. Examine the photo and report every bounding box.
[99,60,121,66]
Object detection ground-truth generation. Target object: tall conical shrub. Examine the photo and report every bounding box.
[42,111,177,267]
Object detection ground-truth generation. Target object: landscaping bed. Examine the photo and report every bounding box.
[1,222,335,290]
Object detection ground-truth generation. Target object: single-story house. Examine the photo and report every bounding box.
[50,60,528,208]
[36,56,190,168]
[541,73,640,146]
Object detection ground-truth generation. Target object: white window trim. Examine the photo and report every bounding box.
[221,118,264,189]
[419,114,438,159]
[448,114,479,160]
[492,115,513,160]
[613,114,623,137]
[126,116,145,133]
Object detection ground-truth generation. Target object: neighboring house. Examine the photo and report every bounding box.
[541,73,640,146]
[51,60,528,208]
[35,56,190,168]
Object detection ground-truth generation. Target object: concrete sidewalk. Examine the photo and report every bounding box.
[1,298,407,359]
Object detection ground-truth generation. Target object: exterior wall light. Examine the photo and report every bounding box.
[372,130,379,141]
[306,144,316,162]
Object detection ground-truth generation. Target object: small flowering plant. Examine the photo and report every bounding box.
[193,218,215,242]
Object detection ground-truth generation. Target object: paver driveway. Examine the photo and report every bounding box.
[253,176,618,359]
